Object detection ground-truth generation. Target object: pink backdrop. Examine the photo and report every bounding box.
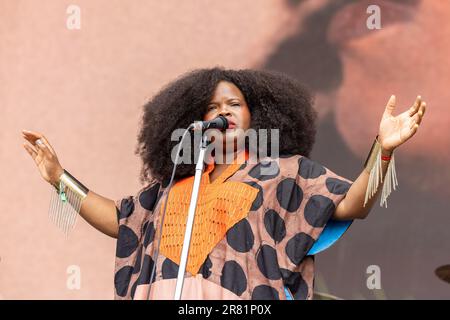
[1,0,449,299]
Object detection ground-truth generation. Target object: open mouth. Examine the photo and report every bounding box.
[225,118,237,129]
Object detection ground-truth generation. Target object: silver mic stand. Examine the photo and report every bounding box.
[174,133,210,300]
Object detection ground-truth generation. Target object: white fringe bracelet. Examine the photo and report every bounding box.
[363,137,399,208]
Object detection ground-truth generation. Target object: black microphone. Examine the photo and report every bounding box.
[188,116,229,131]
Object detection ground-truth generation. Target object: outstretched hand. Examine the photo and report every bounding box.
[22,130,64,186]
[378,95,426,153]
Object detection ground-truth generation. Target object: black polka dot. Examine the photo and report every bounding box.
[248,160,280,181]
[135,255,155,286]
[199,255,212,279]
[280,268,309,300]
[298,157,326,179]
[251,285,280,300]
[132,246,143,274]
[130,280,138,299]
[114,265,133,297]
[276,178,303,212]
[285,232,315,265]
[162,258,179,279]
[264,209,286,243]
[226,219,254,253]
[304,195,335,228]
[116,225,139,258]
[139,183,161,211]
[220,261,247,296]
[326,177,351,195]
[142,221,148,236]
[118,197,134,220]
[243,181,263,211]
[143,221,155,248]
[256,245,281,280]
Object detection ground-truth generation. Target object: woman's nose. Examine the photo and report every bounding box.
[218,105,232,116]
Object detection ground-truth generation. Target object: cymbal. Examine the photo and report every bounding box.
[313,291,343,300]
[435,265,450,283]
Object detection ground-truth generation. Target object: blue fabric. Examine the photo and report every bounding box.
[284,219,352,300]
[285,287,293,300]
[307,219,353,255]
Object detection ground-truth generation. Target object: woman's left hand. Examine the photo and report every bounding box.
[378,95,426,153]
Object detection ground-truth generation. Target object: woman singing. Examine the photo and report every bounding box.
[22,68,426,300]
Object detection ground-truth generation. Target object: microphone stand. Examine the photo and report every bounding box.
[174,133,209,300]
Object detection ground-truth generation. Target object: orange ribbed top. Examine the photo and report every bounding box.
[159,151,258,275]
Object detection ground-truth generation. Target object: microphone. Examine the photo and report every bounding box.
[188,116,229,131]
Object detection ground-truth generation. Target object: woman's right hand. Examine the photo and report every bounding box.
[22,129,120,238]
[22,130,64,187]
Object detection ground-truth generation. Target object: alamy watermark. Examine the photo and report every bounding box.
[170,128,280,176]
[366,264,382,290]
[66,5,81,30]
[366,5,382,30]
[66,264,81,290]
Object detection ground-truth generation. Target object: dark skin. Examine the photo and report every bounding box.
[203,81,251,183]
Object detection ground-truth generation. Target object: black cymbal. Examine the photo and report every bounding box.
[435,265,450,283]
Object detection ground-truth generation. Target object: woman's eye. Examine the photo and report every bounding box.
[207,105,217,111]
[231,103,240,107]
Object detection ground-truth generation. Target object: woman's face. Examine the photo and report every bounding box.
[203,80,251,156]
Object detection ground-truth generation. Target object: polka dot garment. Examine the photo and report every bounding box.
[114,154,353,300]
